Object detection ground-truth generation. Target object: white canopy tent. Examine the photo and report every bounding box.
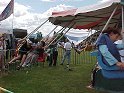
[49,0,124,31]
[48,0,124,45]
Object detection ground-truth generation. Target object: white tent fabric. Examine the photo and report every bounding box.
[49,0,123,30]
[64,29,89,45]
[65,34,86,45]
[52,9,77,17]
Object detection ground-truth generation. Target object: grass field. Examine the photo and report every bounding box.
[0,50,106,93]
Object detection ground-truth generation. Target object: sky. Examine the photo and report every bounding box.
[0,0,111,36]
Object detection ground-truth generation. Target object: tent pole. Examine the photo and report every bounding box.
[83,29,92,44]
[45,22,75,48]
[45,17,76,48]
[44,26,66,46]
[43,25,67,43]
[46,25,58,37]
[45,26,67,47]
[121,5,124,43]
[55,22,75,44]
[41,25,58,42]
[53,19,77,36]
[101,5,118,32]
[95,5,118,45]
[17,19,48,49]
[26,19,49,39]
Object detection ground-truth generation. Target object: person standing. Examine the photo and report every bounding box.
[48,42,58,66]
[45,36,58,67]
[60,39,72,69]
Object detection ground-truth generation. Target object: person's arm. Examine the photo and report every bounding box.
[99,45,124,69]
[99,45,118,66]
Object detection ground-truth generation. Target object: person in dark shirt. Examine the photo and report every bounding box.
[22,41,45,67]
[47,43,58,66]
[8,39,32,69]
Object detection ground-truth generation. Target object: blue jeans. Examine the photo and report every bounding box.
[61,50,71,64]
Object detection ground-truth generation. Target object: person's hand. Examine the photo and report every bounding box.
[116,62,124,70]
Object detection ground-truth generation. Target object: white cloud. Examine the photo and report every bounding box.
[42,4,74,16]
[98,0,111,3]
[0,1,75,36]
[14,3,31,17]
[40,0,55,2]
[41,0,84,2]
[0,0,12,13]
[0,0,111,37]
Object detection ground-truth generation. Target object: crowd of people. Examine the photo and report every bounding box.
[0,33,75,71]
[1,27,124,91]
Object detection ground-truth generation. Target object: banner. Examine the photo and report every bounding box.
[0,0,14,21]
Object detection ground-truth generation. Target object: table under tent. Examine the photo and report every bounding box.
[48,0,124,92]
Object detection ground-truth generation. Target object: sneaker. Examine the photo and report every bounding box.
[66,64,69,68]
[86,85,94,89]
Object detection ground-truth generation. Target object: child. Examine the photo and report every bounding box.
[22,41,45,67]
[8,39,32,70]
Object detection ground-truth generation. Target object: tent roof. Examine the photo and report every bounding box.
[75,0,121,14]
[49,0,123,30]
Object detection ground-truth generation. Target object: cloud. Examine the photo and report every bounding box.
[0,0,12,12]
[0,1,75,36]
[40,0,84,2]
[42,4,74,16]
[98,0,111,3]
[40,0,55,2]
[0,0,111,37]
[14,3,31,17]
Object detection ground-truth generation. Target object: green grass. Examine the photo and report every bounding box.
[0,63,106,93]
[0,50,106,93]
